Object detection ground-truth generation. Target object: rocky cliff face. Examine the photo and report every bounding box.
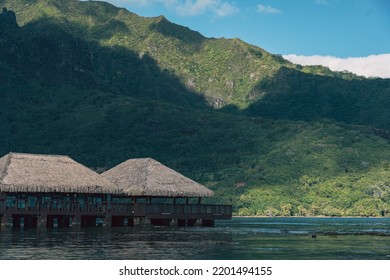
[0,10,95,87]
[0,5,206,107]
[23,22,95,87]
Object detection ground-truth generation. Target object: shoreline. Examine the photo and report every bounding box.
[232,215,390,218]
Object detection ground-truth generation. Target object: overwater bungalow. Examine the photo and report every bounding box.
[0,153,231,228]
[102,158,231,227]
[0,152,120,228]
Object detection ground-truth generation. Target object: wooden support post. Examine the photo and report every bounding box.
[71,214,81,227]
[103,215,112,227]
[202,219,215,227]
[37,214,47,227]
[187,219,196,227]
[133,217,141,226]
[12,215,21,228]
[24,215,38,228]
[151,218,172,226]
[127,217,134,226]
[58,216,70,228]
[0,213,12,227]
[46,216,54,228]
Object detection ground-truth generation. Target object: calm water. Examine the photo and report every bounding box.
[0,217,389,260]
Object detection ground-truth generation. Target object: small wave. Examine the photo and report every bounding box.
[240,222,315,226]
[255,247,282,251]
[288,230,311,235]
[321,231,390,236]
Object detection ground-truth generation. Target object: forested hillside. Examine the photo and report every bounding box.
[0,0,389,216]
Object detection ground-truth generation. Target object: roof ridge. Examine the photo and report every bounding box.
[9,152,72,159]
[125,157,154,161]
[9,152,75,165]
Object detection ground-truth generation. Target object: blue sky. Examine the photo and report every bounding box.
[99,0,390,78]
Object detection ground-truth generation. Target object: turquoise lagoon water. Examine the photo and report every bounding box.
[0,217,389,259]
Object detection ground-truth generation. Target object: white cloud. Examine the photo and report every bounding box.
[283,54,390,78]
[175,0,218,16]
[103,0,238,17]
[215,2,239,17]
[174,0,239,17]
[102,0,155,7]
[257,4,282,14]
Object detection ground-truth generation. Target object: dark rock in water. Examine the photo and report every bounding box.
[311,234,317,238]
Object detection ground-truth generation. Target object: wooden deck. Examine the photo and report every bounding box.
[0,198,232,227]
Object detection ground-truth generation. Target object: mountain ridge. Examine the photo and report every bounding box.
[2,0,388,131]
[0,1,364,102]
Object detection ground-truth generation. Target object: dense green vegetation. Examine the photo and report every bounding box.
[0,0,389,216]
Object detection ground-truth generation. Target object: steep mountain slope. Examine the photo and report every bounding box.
[0,1,389,216]
[247,67,390,129]
[2,0,389,130]
[1,0,286,109]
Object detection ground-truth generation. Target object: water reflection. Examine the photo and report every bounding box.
[1,218,389,260]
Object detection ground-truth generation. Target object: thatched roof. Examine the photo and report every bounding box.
[102,158,214,197]
[0,152,120,194]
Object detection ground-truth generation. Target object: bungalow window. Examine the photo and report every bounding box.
[76,196,85,209]
[136,198,147,203]
[17,199,25,210]
[27,196,37,210]
[5,195,16,209]
[41,196,51,210]
[51,200,58,210]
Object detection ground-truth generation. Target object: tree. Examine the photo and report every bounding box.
[280,203,292,216]
[265,207,279,217]
[297,205,308,216]
[299,175,319,190]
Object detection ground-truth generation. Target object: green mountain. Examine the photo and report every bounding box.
[0,0,389,217]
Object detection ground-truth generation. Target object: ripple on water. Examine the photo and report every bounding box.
[1,217,389,260]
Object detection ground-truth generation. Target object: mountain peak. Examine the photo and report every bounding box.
[0,7,18,28]
[149,14,204,44]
